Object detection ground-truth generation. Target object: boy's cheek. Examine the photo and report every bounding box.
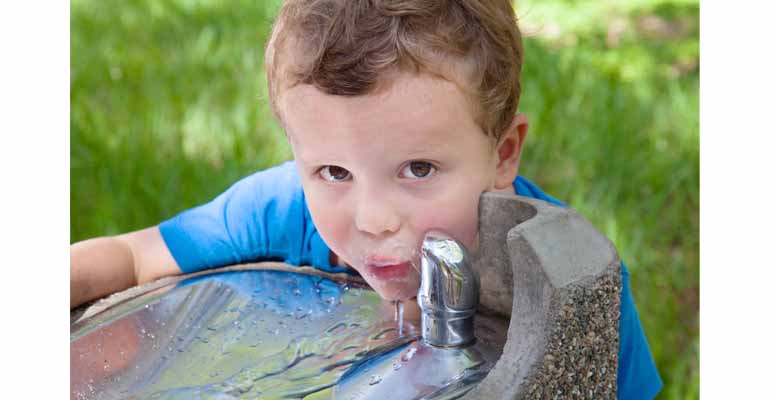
[307,203,352,264]
[409,196,481,250]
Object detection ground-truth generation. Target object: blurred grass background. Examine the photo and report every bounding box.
[71,0,699,397]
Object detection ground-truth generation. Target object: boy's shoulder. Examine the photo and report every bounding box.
[159,160,338,273]
[513,176,567,208]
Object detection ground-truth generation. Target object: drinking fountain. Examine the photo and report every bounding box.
[332,230,499,399]
[71,191,622,399]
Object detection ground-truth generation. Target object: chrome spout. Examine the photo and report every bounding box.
[417,230,480,347]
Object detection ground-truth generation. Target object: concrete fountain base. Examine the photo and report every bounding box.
[468,192,621,399]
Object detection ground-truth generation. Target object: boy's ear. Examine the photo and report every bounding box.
[493,113,528,190]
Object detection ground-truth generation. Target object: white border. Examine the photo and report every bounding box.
[0,2,70,397]
[701,0,770,398]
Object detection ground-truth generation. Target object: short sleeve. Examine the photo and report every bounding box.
[617,262,663,399]
[158,161,351,275]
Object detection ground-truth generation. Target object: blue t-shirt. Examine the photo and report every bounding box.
[159,160,663,399]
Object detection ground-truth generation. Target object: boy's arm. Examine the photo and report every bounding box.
[70,226,182,309]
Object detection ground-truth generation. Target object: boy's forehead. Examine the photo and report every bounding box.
[280,72,480,141]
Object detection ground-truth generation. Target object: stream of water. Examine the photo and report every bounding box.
[395,300,404,337]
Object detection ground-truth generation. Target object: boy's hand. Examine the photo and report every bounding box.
[70,226,182,309]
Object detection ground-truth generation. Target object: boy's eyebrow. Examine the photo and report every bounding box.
[294,139,448,168]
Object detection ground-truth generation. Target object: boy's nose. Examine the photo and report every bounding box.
[354,190,401,237]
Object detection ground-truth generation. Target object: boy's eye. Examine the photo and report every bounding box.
[319,165,351,182]
[401,161,435,179]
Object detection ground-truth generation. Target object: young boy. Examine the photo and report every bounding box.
[70,0,662,398]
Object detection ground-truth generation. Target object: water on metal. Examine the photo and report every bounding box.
[332,334,498,400]
[71,270,419,399]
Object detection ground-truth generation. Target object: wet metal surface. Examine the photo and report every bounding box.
[71,270,418,399]
[333,339,498,400]
[71,269,500,399]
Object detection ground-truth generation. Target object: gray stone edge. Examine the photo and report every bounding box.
[467,193,622,399]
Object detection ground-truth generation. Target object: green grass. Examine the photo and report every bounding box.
[71,0,699,398]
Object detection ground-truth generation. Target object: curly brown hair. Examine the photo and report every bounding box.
[265,0,523,142]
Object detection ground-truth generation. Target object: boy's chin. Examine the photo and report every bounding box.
[369,279,420,302]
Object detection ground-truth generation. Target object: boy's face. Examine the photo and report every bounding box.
[282,72,523,301]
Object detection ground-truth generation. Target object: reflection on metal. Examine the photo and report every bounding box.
[418,230,480,348]
[71,270,418,399]
[332,338,498,400]
[71,266,500,400]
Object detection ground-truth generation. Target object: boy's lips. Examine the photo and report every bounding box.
[364,260,414,280]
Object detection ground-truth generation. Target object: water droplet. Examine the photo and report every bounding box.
[293,288,302,296]
[393,361,402,370]
[402,347,417,362]
[369,374,382,385]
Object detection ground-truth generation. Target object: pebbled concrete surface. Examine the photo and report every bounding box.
[468,192,620,399]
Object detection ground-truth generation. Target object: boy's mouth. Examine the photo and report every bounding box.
[364,260,414,280]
